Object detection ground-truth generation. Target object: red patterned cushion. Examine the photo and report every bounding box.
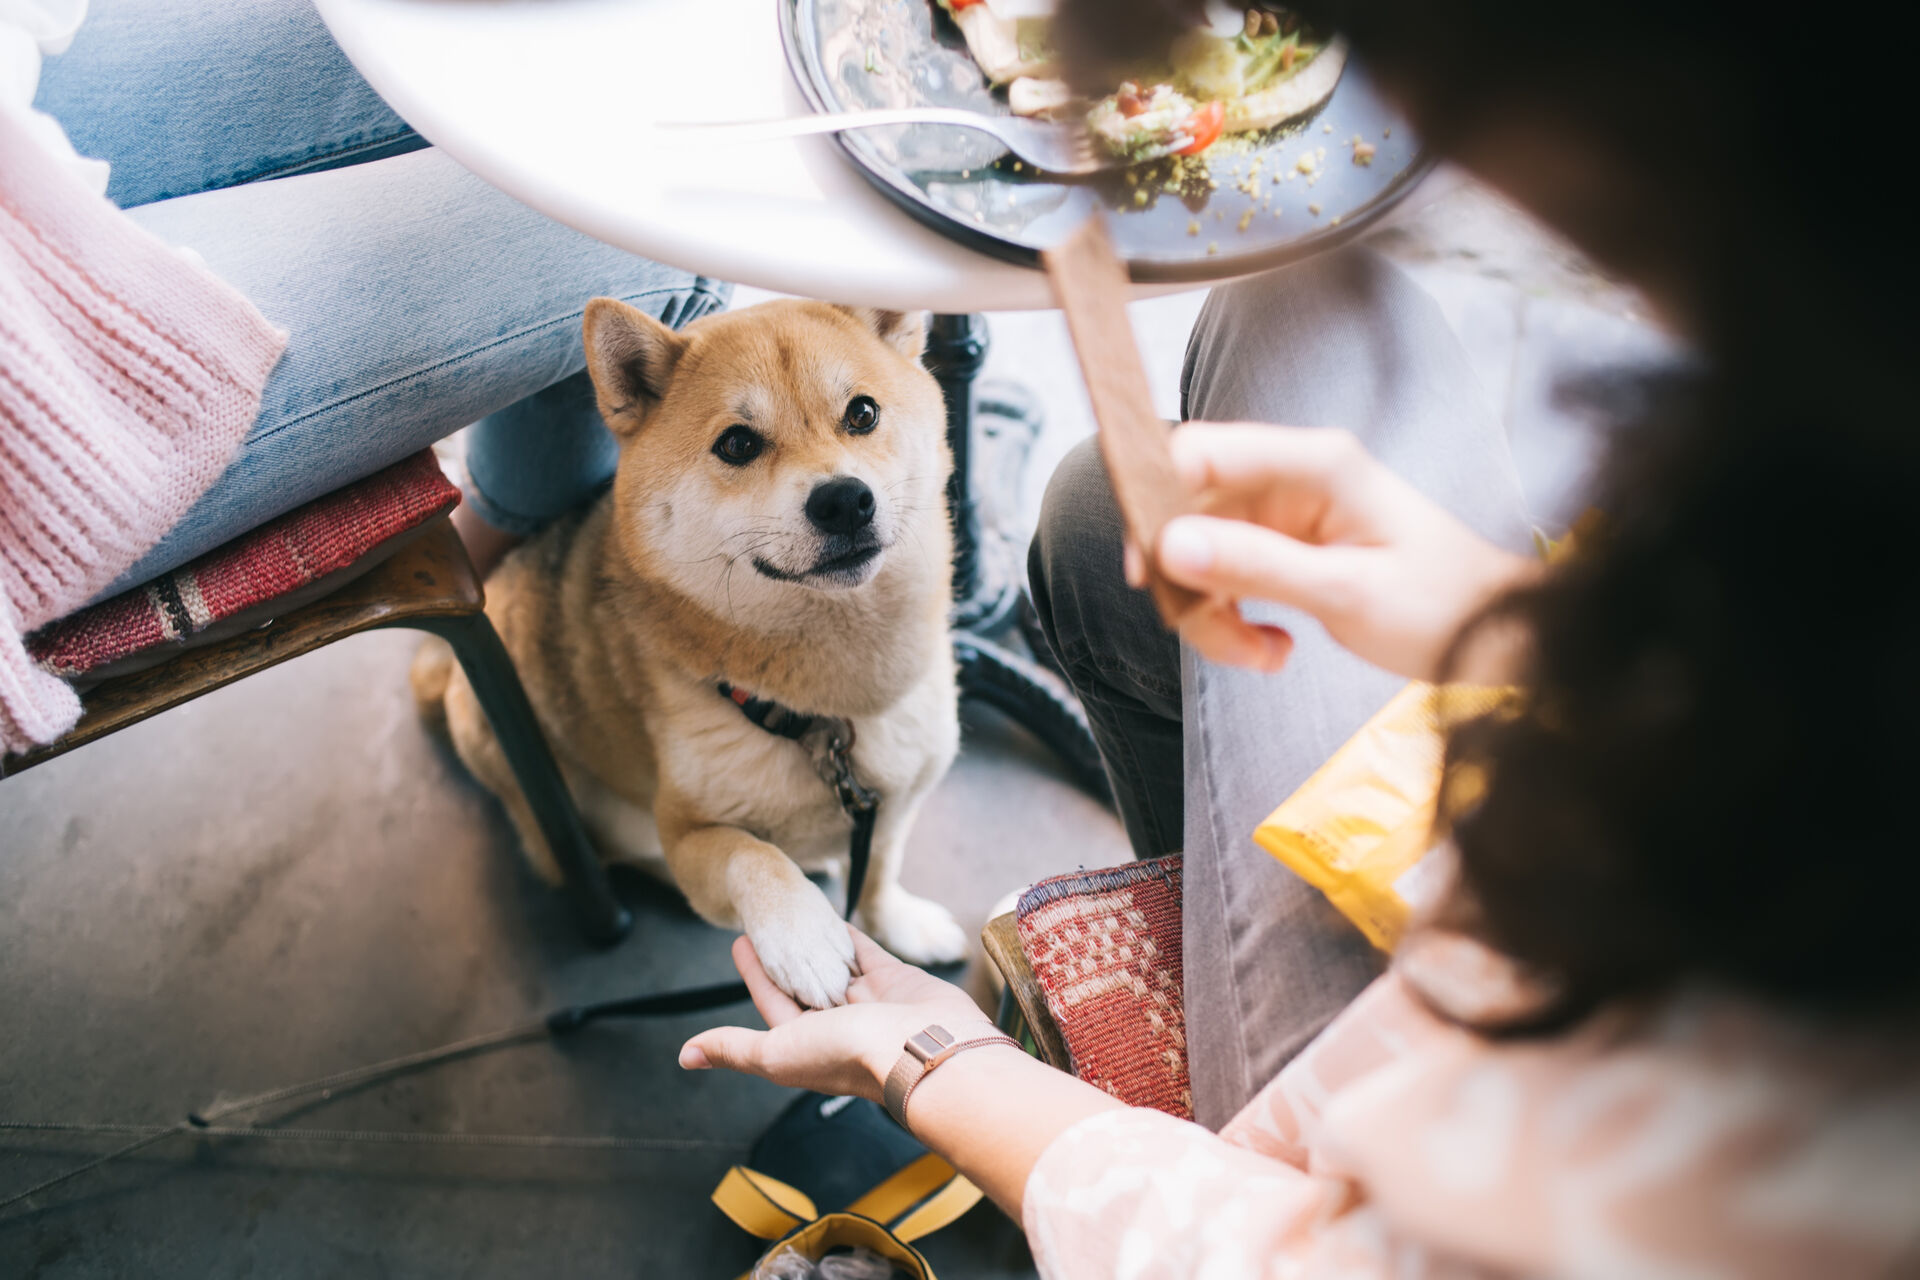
[29,451,459,681]
[1015,855,1189,1118]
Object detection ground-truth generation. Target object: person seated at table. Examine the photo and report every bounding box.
[676,0,1920,1274]
[1,0,725,752]
[1030,0,1920,1126]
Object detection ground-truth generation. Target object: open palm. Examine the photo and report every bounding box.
[680,928,996,1101]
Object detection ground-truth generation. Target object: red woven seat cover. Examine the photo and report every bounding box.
[28,451,458,680]
[1015,855,1189,1118]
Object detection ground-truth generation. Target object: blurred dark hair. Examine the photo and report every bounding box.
[1058,0,1920,1022]
[1438,380,1920,1027]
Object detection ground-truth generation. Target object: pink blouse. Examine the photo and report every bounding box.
[1022,949,1920,1279]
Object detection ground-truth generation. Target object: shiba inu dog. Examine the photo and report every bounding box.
[413,299,966,1008]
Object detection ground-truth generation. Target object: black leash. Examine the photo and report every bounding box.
[2,684,880,1218]
[716,679,879,919]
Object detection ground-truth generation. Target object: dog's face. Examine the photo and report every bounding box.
[583,299,949,619]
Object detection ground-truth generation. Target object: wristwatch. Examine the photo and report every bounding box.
[881,1023,1021,1130]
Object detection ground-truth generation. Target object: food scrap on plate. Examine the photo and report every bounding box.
[934,0,1344,163]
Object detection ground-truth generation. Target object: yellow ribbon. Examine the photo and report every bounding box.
[711,1153,985,1280]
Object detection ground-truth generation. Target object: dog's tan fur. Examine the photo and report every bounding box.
[413,299,964,1007]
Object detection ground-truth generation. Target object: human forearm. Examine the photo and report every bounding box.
[863,1036,1126,1217]
[682,931,1125,1216]
[682,930,1379,1278]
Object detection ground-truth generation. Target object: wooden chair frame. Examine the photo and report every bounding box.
[981,912,1072,1071]
[2,516,632,946]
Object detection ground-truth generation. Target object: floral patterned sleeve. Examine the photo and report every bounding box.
[1212,971,1460,1169]
[1020,953,1920,1280]
[1021,1103,1516,1280]
[1021,973,1477,1280]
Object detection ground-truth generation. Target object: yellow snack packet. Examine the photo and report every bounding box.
[1253,682,1510,951]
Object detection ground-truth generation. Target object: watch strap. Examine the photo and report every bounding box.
[882,1024,1020,1130]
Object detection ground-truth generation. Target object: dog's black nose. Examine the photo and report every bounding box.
[805,477,875,535]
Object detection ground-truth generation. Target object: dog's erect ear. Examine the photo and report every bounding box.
[583,297,688,434]
[835,307,927,362]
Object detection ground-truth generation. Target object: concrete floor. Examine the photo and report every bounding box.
[0,638,1118,1278]
[0,175,1661,1278]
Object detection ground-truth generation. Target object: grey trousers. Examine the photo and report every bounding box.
[1027,248,1534,1129]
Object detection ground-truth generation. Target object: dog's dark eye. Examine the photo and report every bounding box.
[712,425,764,466]
[844,395,880,436]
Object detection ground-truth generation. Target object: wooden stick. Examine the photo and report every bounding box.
[1041,216,1201,627]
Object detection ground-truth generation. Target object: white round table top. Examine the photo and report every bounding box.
[314,0,1231,313]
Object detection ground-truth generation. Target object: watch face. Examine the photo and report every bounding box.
[907,1026,954,1062]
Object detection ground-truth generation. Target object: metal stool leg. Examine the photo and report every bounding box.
[414,613,633,947]
[923,314,1109,802]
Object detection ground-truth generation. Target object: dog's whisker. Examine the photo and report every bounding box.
[701,529,788,566]
[661,549,740,568]
[899,524,933,563]
[722,527,787,547]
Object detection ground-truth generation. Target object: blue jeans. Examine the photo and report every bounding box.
[33,0,730,597]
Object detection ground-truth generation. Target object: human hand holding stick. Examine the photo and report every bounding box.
[1043,216,1536,678]
[1041,216,1204,629]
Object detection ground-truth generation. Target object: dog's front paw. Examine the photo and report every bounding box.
[744,885,859,1009]
[861,889,968,966]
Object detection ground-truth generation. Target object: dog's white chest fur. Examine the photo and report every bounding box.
[663,699,854,869]
[574,665,951,875]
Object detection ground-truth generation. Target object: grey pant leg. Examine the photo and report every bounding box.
[1180,247,1534,1127]
[1029,445,1186,857]
[1029,246,1533,1128]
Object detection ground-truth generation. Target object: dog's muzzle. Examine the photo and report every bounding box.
[752,529,885,586]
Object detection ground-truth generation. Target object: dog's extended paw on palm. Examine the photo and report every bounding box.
[745,889,860,1009]
[862,889,968,967]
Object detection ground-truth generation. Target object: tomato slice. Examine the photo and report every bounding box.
[1176,100,1225,156]
[949,0,988,8]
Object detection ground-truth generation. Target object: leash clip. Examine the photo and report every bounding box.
[811,723,879,820]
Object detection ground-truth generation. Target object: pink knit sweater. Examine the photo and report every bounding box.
[1,108,286,753]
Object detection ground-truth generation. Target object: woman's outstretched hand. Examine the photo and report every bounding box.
[679,927,996,1102]
[1136,423,1538,681]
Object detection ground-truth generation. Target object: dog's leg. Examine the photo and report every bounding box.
[441,663,566,885]
[409,635,456,733]
[853,787,969,967]
[663,820,858,1009]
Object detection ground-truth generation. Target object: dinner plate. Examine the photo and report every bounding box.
[777,0,1433,281]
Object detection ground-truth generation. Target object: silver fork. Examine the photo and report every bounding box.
[657,108,1109,176]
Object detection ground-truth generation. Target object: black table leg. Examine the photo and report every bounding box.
[922,314,1110,803]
